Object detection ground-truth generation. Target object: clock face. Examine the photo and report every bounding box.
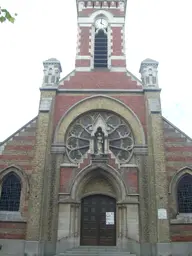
[95,18,108,29]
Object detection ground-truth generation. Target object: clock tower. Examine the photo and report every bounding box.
[76,0,127,71]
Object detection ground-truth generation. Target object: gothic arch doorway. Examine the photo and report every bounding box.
[80,194,116,246]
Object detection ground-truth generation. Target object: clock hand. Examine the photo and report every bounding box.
[101,18,103,25]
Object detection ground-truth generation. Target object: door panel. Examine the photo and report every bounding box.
[80,195,116,246]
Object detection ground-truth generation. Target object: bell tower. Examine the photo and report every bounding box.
[76,0,127,71]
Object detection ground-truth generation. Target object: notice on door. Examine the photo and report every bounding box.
[106,212,114,225]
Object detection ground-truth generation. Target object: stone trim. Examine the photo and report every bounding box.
[133,145,148,155]
[111,56,126,60]
[171,213,192,224]
[57,89,144,93]
[0,211,26,222]
[51,144,65,154]
[76,55,91,60]
[75,67,91,71]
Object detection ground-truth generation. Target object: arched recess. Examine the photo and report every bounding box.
[177,174,192,213]
[54,95,145,146]
[70,164,127,202]
[0,172,21,211]
[0,165,30,212]
[169,167,192,214]
[169,166,192,194]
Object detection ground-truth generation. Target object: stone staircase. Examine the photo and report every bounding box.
[56,246,136,256]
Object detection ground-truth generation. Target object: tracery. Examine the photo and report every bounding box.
[66,111,134,163]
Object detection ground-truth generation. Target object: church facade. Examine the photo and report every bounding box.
[0,1,192,256]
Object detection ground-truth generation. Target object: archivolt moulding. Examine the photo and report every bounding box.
[0,165,30,197]
[70,163,127,202]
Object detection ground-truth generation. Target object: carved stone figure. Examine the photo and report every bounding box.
[95,127,104,155]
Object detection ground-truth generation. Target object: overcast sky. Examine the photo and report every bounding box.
[0,0,192,142]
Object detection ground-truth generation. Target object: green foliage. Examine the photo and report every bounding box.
[0,8,17,23]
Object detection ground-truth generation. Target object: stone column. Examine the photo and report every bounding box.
[117,204,128,248]
[24,90,56,256]
[145,91,171,255]
[56,201,81,253]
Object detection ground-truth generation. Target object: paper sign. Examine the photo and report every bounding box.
[158,208,167,220]
[106,212,114,225]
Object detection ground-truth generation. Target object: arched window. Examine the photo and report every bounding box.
[94,29,108,68]
[177,174,192,213]
[0,172,21,211]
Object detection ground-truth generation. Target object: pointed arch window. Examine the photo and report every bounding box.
[177,174,192,213]
[0,172,21,211]
[94,29,108,68]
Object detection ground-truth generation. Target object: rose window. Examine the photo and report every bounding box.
[66,112,134,163]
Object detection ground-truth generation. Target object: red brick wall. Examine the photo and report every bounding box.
[53,92,146,134]
[121,167,138,194]
[0,118,37,174]
[171,224,192,242]
[60,167,74,193]
[111,59,126,67]
[79,9,124,17]
[59,72,142,90]
[0,222,26,239]
[115,95,146,133]
[112,27,123,56]
[76,59,91,67]
[0,118,37,239]
[163,118,192,242]
[79,27,90,56]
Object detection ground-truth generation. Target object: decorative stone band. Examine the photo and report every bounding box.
[51,144,148,156]
[78,0,126,12]
[39,97,52,112]
[0,211,26,222]
[133,145,148,155]
[51,143,66,154]
[0,144,5,155]
[171,213,192,224]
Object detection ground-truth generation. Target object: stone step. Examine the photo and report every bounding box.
[70,246,128,250]
[56,252,136,256]
[58,254,135,256]
[56,246,135,256]
[61,252,131,255]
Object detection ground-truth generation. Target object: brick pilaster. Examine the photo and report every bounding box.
[145,91,170,244]
[26,90,56,242]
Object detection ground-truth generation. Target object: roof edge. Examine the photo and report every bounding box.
[58,69,76,85]
[162,116,192,141]
[0,116,38,146]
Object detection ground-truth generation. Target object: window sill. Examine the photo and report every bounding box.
[0,211,26,222]
[171,213,192,224]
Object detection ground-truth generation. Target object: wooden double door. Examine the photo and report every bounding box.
[80,195,116,246]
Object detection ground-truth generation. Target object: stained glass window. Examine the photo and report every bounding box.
[0,172,21,211]
[177,174,192,213]
[66,112,134,163]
